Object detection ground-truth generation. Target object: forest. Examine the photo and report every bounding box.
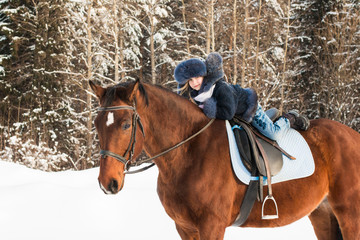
[0,0,359,171]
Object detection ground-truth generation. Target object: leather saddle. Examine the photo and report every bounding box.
[230,116,287,177]
[231,108,295,226]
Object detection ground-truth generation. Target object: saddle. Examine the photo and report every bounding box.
[231,108,295,226]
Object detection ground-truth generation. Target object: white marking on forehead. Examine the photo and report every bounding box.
[106,112,114,127]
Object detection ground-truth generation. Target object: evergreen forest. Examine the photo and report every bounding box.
[0,0,359,171]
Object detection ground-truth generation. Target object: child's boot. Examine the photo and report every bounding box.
[283,110,310,131]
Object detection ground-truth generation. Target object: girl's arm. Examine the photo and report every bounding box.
[203,83,236,120]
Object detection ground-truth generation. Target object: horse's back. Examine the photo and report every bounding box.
[308,118,359,136]
[303,118,359,152]
[302,118,360,175]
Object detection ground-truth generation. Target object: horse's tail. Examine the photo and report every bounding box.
[308,198,343,240]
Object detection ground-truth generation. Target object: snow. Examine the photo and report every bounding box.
[265,0,284,18]
[0,161,317,240]
[273,47,284,61]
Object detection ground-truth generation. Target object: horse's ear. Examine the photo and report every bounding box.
[89,81,105,99]
[128,79,140,102]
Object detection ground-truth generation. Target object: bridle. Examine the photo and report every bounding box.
[97,101,215,175]
[98,102,148,174]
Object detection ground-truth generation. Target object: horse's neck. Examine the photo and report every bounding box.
[140,84,208,174]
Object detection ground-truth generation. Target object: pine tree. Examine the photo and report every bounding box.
[0,0,75,170]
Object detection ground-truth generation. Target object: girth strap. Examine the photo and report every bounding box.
[232,167,259,226]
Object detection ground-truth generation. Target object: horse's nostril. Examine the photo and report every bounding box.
[108,179,118,194]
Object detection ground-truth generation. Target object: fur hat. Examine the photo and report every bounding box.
[205,52,224,82]
[174,58,207,85]
[198,52,225,93]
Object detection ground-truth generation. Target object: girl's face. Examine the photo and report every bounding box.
[189,76,204,90]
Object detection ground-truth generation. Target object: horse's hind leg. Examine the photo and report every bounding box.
[327,146,360,238]
[327,190,360,240]
[308,198,343,240]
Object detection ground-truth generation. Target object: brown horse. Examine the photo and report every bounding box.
[90,80,360,240]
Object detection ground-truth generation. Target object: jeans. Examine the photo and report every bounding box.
[251,104,290,141]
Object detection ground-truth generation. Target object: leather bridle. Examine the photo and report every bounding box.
[97,103,148,174]
[97,101,215,175]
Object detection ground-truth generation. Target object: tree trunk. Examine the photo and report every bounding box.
[0,114,3,150]
[211,0,215,52]
[113,0,119,82]
[181,0,190,56]
[17,98,21,123]
[206,0,211,54]
[7,105,10,147]
[139,40,144,82]
[241,0,249,87]
[85,1,93,170]
[119,18,125,81]
[150,18,156,84]
[232,0,238,84]
[254,0,262,91]
[280,0,291,114]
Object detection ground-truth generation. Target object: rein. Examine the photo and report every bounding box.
[97,103,215,175]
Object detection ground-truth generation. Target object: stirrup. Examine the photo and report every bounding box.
[261,195,279,220]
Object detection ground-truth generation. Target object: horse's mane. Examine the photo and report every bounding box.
[102,80,206,122]
[103,80,194,107]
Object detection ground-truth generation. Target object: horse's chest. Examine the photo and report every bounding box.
[157,181,196,224]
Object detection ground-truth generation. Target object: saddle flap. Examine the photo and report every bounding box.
[230,119,283,177]
[256,138,283,176]
[233,126,252,172]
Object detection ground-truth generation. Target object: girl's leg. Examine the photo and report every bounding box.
[251,105,290,141]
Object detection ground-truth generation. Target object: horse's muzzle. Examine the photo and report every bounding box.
[98,178,124,195]
[108,178,119,194]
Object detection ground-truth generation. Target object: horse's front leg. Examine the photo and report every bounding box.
[175,223,200,240]
[198,219,227,240]
[175,219,226,240]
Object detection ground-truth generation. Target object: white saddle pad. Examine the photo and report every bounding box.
[225,120,315,185]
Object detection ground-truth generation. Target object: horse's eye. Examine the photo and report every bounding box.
[122,123,131,130]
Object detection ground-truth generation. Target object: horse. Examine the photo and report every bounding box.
[89,79,360,240]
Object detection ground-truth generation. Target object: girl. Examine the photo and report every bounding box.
[174,52,309,141]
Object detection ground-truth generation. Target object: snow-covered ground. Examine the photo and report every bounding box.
[0,161,317,240]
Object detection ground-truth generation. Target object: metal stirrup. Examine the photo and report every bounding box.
[261,195,279,220]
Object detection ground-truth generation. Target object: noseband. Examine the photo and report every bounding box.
[97,102,215,175]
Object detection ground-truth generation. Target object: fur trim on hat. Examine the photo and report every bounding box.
[174,58,207,85]
[206,52,223,76]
